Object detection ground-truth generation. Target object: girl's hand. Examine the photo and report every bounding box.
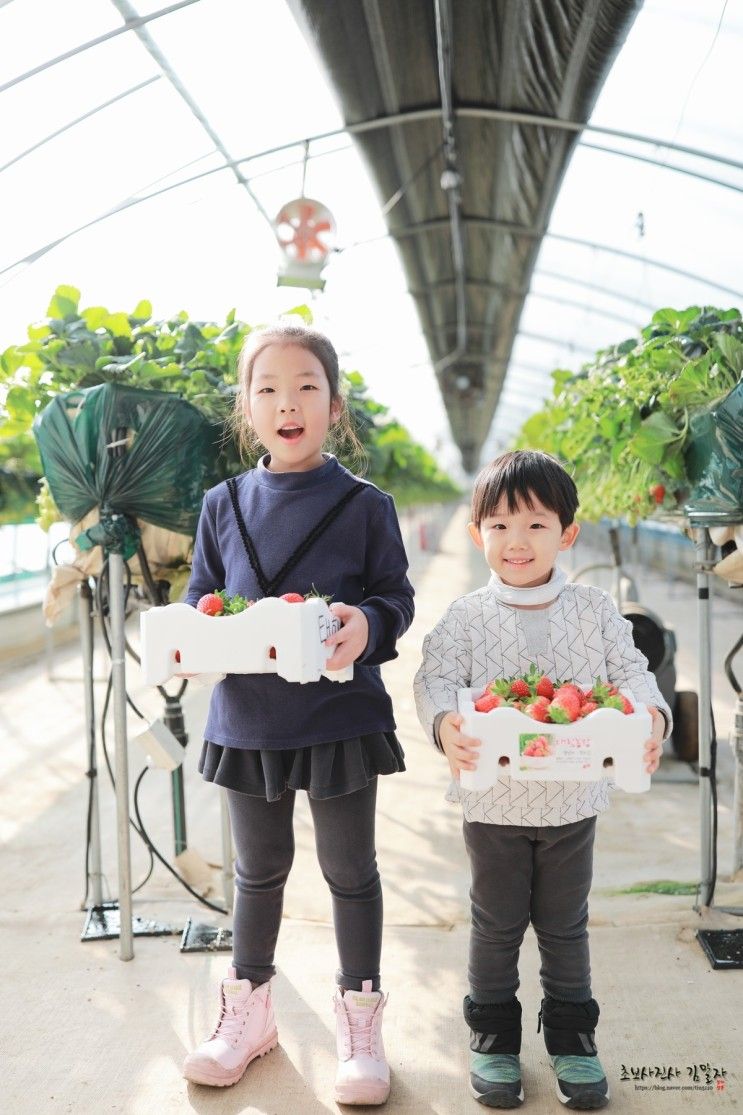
[324,603,369,670]
[439,712,481,780]
[644,705,664,774]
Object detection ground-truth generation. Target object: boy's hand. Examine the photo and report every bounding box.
[644,705,664,774]
[439,711,481,779]
[324,603,369,670]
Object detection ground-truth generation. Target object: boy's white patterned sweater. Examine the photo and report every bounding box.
[413,579,673,827]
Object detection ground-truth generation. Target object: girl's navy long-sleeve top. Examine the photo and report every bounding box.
[184,454,415,749]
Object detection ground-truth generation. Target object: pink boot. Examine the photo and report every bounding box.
[333,980,391,1105]
[183,966,278,1087]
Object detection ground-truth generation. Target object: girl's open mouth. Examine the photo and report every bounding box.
[278,426,304,441]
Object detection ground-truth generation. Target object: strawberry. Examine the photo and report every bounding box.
[197,593,224,616]
[649,483,666,505]
[554,683,583,703]
[535,675,555,699]
[603,694,633,714]
[280,592,305,603]
[524,700,550,722]
[510,678,531,699]
[579,700,599,717]
[475,693,504,712]
[548,692,581,723]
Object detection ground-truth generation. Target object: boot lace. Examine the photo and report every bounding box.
[215,1000,250,1046]
[345,1006,376,1056]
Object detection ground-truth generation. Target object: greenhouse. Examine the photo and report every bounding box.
[1,1,742,1111]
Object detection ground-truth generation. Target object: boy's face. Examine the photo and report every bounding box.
[468,491,580,588]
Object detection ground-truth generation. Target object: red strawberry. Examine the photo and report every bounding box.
[555,683,583,702]
[524,700,549,722]
[280,592,305,603]
[197,593,224,616]
[548,692,581,723]
[649,483,665,504]
[535,676,555,699]
[579,700,599,717]
[510,678,531,699]
[475,693,504,712]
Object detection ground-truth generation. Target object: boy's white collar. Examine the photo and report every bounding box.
[487,565,567,606]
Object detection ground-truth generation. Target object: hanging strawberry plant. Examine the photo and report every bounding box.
[0,285,459,526]
[515,306,743,523]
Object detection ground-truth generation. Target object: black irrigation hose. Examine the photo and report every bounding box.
[132,766,228,915]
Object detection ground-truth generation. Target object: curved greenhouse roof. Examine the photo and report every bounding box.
[1,0,741,475]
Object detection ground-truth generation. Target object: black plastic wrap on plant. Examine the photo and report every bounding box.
[684,380,743,519]
[33,383,221,550]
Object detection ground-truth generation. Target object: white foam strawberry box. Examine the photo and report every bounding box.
[457,687,651,793]
[140,597,354,686]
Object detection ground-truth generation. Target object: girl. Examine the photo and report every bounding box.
[181,322,414,1106]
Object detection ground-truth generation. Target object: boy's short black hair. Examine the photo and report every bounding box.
[471,450,579,530]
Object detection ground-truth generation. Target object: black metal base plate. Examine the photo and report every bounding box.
[81,901,180,942]
[180,916,233,953]
[696,929,743,969]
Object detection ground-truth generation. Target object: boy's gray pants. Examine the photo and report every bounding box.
[463,815,596,1004]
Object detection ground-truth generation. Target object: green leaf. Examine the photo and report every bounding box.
[1,346,24,376]
[105,312,133,339]
[715,332,743,375]
[81,306,109,330]
[26,322,52,342]
[131,300,152,322]
[627,411,681,464]
[283,303,313,324]
[46,285,81,319]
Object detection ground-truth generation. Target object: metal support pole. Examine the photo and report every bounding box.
[109,552,134,959]
[163,694,188,856]
[732,693,743,879]
[79,579,103,908]
[695,528,714,907]
[220,789,234,913]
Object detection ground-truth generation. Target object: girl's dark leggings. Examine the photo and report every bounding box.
[226,779,382,991]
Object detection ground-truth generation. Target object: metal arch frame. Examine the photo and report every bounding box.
[389,216,743,301]
[408,278,641,328]
[0,77,161,176]
[0,1,203,96]
[109,0,274,228]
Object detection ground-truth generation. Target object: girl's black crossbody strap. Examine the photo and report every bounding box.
[226,477,366,598]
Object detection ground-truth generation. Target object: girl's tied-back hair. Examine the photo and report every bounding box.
[471,449,579,530]
[232,321,364,466]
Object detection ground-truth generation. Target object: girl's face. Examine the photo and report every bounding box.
[246,342,341,472]
[468,491,579,588]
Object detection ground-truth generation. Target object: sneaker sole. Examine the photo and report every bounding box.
[334,1080,391,1105]
[468,1082,524,1108]
[555,1081,610,1110]
[183,1030,278,1087]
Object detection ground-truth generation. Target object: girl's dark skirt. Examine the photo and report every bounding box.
[198,731,405,801]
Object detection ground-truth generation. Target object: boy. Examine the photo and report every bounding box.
[413,450,669,1110]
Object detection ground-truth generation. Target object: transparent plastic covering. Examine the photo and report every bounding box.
[0,1,741,472]
[33,383,220,538]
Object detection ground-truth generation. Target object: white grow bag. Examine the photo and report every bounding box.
[140,597,353,686]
